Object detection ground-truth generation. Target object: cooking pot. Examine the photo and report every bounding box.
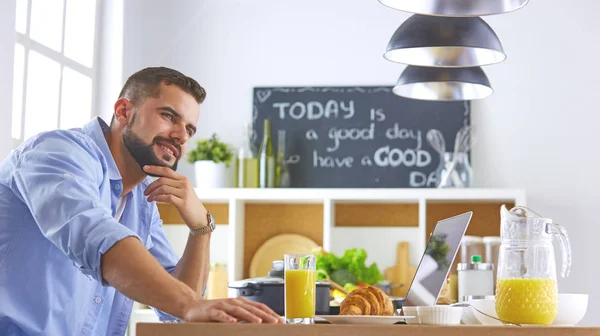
[375,281,406,311]
[228,261,331,316]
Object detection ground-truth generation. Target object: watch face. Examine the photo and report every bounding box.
[208,212,215,229]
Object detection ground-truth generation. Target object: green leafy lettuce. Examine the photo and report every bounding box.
[316,248,383,285]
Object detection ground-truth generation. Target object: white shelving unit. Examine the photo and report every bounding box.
[130,187,526,331]
[192,188,526,284]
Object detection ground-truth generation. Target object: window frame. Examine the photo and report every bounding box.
[12,0,101,148]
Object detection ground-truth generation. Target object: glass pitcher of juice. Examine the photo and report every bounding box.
[495,205,571,325]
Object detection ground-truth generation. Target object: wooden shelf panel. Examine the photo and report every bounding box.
[425,201,515,239]
[243,203,323,278]
[157,189,524,286]
[335,203,419,227]
[157,202,229,225]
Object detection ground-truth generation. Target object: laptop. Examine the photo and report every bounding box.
[403,211,473,307]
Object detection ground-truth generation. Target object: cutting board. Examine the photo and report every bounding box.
[249,234,318,278]
[397,242,409,283]
[385,264,416,297]
[385,242,417,297]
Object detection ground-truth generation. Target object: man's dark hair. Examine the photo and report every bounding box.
[112,67,206,124]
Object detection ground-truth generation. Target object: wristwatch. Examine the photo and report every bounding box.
[189,210,215,236]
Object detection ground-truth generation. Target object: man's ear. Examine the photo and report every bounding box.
[113,98,133,126]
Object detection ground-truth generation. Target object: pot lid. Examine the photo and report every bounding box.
[228,276,330,289]
[229,276,283,288]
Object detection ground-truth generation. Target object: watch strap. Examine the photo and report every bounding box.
[189,210,215,236]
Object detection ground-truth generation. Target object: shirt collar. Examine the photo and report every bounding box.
[82,117,122,181]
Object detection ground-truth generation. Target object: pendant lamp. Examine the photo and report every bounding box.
[378,0,529,17]
[384,14,506,68]
[393,66,493,101]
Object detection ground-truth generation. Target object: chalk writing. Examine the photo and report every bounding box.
[253,86,469,188]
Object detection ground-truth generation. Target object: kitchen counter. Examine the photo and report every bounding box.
[136,323,600,336]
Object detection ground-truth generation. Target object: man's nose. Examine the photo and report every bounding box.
[171,123,190,144]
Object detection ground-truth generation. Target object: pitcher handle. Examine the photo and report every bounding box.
[546,223,572,278]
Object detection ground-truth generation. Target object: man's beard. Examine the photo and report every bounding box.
[122,122,181,175]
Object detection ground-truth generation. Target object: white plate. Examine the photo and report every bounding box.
[316,315,413,325]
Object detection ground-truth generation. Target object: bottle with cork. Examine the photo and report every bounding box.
[206,263,229,299]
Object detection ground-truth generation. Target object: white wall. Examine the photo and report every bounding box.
[0,0,16,160]
[95,0,124,122]
[123,0,600,325]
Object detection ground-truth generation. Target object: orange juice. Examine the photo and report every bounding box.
[285,269,316,318]
[495,278,558,325]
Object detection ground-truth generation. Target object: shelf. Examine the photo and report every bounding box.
[243,203,324,278]
[334,203,419,227]
[157,188,526,285]
[426,201,514,238]
[192,188,526,203]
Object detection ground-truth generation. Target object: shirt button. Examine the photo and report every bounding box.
[94,297,102,304]
[114,184,121,191]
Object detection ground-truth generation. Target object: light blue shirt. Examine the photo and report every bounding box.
[0,117,181,335]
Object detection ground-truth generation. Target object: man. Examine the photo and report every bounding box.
[0,67,282,335]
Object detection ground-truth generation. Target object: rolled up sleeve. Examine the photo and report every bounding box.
[10,131,140,285]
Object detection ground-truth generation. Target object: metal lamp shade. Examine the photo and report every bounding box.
[393,66,493,101]
[378,0,529,17]
[384,15,506,67]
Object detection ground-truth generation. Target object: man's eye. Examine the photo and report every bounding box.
[162,113,174,121]
[186,129,193,136]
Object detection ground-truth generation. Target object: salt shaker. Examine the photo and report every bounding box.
[457,255,494,302]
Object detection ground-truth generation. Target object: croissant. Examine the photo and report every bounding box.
[437,280,452,305]
[436,278,452,305]
[340,285,395,316]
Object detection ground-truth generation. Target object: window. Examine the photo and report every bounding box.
[11,0,99,147]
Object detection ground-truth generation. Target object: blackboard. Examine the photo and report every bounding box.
[251,86,470,188]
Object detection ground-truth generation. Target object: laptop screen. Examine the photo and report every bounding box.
[404,211,472,306]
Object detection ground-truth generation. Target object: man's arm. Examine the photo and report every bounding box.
[145,202,210,301]
[172,232,211,295]
[11,132,281,323]
[143,165,213,296]
[101,236,199,318]
[101,235,281,323]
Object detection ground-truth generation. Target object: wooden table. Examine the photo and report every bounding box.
[136,323,600,336]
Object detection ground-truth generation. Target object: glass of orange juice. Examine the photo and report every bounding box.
[284,254,316,324]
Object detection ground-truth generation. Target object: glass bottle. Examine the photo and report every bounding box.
[275,129,291,188]
[436,152,472,188]
[206,263,228,299]
[235,123,259,188]
[258,119,275,188]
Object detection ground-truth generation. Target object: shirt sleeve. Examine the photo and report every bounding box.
[9,131,140,285]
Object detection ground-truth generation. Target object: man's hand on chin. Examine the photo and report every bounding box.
[143,165,208,229]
